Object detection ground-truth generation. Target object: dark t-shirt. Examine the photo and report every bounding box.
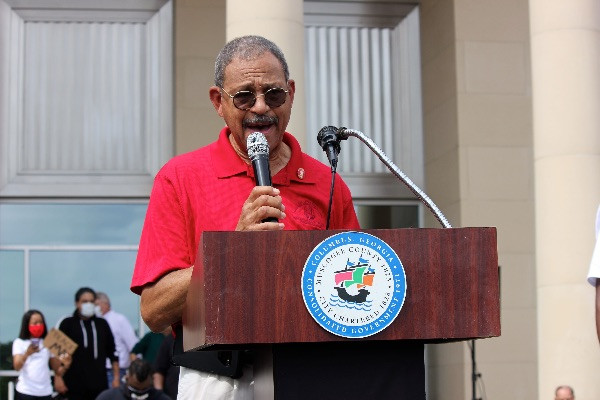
[153,334,179,399]
[131,332,165,364]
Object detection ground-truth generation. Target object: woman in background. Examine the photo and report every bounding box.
[12,310,71,400]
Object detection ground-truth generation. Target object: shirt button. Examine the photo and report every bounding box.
[297,168,305,180]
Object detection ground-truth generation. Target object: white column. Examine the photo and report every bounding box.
[530,0,600,398]
[226,0,307,147]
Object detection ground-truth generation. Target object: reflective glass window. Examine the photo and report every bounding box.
[0,251,24,342]
[0,203,147,381]
[30,250,139,331]
[0,203,146,246]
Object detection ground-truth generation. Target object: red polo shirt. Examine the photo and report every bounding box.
[131,127,360,293]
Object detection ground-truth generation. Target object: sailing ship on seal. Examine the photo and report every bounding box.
[332,256,376,304]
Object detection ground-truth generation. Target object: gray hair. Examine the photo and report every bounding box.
[95,292,110,308]
[214,35,290,88]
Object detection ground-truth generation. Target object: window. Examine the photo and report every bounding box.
[304,2,424,199]
[0,1,172,397]
[0,0,173,197]
[0,203,147,395]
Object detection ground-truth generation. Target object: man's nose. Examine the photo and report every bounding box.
[249,93,269,113]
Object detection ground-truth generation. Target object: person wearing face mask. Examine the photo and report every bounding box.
[96,358,171,400]
[12,309,72,400]
[55,287,120,400]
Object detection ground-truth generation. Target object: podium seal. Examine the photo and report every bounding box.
[301,231,407,338]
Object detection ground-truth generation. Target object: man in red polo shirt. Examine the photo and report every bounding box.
[131,35,359,398]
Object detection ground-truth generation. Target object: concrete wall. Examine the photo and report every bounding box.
[530,0,600,398]
[174,0,226,155]
[421,0,537,398]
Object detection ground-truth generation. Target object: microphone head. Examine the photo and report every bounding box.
[317,126,339,151]
[247,132,269,161]
[317,126,341,170]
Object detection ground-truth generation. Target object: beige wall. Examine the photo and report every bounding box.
[421,0,537,399]
[530,1,600,398]
[174,0,226,155]
[420,1,464,397]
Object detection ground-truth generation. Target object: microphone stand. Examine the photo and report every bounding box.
[321,126,490,399]
[337,127,452,228]
[470,339,481,400]
[336,127,486,398]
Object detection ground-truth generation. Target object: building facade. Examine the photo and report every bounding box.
[1,0,599,399]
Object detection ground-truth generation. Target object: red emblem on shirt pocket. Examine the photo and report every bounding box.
[291,200,325,229]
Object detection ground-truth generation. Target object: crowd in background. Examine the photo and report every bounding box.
[11,287,178,400]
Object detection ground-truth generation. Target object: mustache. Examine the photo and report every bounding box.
[242,115,278,129]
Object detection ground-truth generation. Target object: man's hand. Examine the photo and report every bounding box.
[236,186,286,231]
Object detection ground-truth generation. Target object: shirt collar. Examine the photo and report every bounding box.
[211,127,316,185]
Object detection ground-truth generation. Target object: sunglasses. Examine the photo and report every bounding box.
[220,86,289,111]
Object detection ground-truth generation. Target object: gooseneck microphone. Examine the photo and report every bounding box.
[247,132,278,223]
[316,126,343,230]
[317,126,341,171]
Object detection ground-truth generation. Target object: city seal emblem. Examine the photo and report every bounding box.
[301,231,407,338]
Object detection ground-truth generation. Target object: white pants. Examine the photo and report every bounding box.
[177,365,254,400]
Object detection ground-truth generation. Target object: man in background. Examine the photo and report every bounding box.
[153,332,179,399]
[96,292,139,385]
[96,358,171,400]
[130,329,167,364]
[587,205,600,343]
[555,385,575,400]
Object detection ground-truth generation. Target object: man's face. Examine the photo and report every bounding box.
[555,388,574,400]
[126,373,152,397]
[95,299,109,314]
[126,374,151,390]
[210,52,295,155]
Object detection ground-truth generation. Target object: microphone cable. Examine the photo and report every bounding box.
[325,163,337,230]
[317,126,342,230]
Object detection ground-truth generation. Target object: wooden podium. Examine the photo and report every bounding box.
[182,228,499,399]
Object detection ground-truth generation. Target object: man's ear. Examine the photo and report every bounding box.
[209,86,224,117]
[287,79,296,106]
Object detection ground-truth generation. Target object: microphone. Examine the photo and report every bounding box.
[247,132,278,223]
[317,126,341,171]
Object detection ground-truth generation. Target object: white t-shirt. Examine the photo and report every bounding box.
[12,338,54,396]
[587,205,600,286]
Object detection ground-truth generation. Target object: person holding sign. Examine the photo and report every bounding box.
[12,310,71,400]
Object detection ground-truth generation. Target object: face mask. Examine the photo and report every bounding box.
[127,385,150,400]
[28,324,44,338]
[80,302,95,317]
[94,305,102,317]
